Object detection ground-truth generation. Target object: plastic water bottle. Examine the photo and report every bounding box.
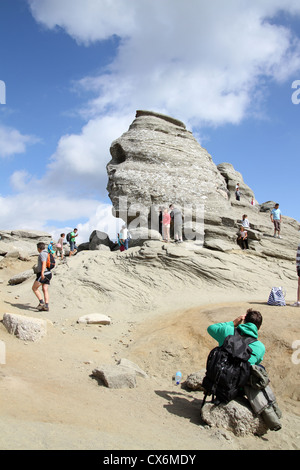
[175,371,182,385]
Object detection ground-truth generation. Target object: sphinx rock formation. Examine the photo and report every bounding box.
[107,110,299,256]
[107,110,231,241]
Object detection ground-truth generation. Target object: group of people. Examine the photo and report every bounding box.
[237,203,283,251]
[32,228,78,312]
[237,214,250,250]
[159,204,183,243]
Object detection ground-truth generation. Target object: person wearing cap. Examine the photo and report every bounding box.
[48,241,55,254]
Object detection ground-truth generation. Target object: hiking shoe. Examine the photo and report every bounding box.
[37,304,49,311]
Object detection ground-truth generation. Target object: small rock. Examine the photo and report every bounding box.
[201,398,268,437]
[92,364,136,389]
[117,358,148,378]
[8,269,34,285]
[185,370,206,391]
[2,313,47,342]
[77,313,111,325]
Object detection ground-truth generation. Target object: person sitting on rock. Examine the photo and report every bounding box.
[207,309,265,366]
[237,225,249,250]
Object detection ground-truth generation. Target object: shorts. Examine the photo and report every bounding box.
[36,272,52,285]
[56,246,64,255]
[273,220,281,231]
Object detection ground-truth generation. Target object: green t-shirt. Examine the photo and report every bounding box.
[207,321,265,365]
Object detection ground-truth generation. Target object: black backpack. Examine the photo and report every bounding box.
[66,232,71,242]
[201,329,256,406]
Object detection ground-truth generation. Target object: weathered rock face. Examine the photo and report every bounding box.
[217,162,255,204]
[0,230,52,258]
[106,110,300,259]
[107,110,230,227]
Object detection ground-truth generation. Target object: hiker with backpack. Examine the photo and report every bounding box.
[67,228,78,257]
[201,309,265,405]
[32,242,55,312]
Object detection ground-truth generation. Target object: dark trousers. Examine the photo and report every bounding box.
[238,237,248,250]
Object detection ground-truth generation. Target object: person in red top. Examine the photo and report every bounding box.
[162,208,171,242]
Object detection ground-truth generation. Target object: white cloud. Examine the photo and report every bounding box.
[0,125,39,158]
[5,0,298,235]
[0,190,123,244]
[0,189,101,239]
[9,170,32,191]
[45,113,132,195]
[28,0,137,44]
[75,204,124,243]
[28,0,300,127]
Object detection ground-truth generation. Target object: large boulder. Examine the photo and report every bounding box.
[89,230,114,251]
[2,313,47,342]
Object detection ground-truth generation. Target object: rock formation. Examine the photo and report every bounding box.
[107,110,230,238]
[107,110,299,258]
[0,230,52,258]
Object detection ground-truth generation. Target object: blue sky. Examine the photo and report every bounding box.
[0,0,300,243]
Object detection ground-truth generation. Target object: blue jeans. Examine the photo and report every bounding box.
[70,241,77,251]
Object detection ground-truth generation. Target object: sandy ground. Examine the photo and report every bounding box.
[0,255,299,451]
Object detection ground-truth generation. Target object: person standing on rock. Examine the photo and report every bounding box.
[235,183,241,201]
[158,207,163,236]
[169,204,183,243]
[162,207,171,242]
[291,241,300,307]
[270,203,282,238]
[32,242,52,312]
[69,228,78,256]
[56,233,65,261]
[120,225,129,250]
